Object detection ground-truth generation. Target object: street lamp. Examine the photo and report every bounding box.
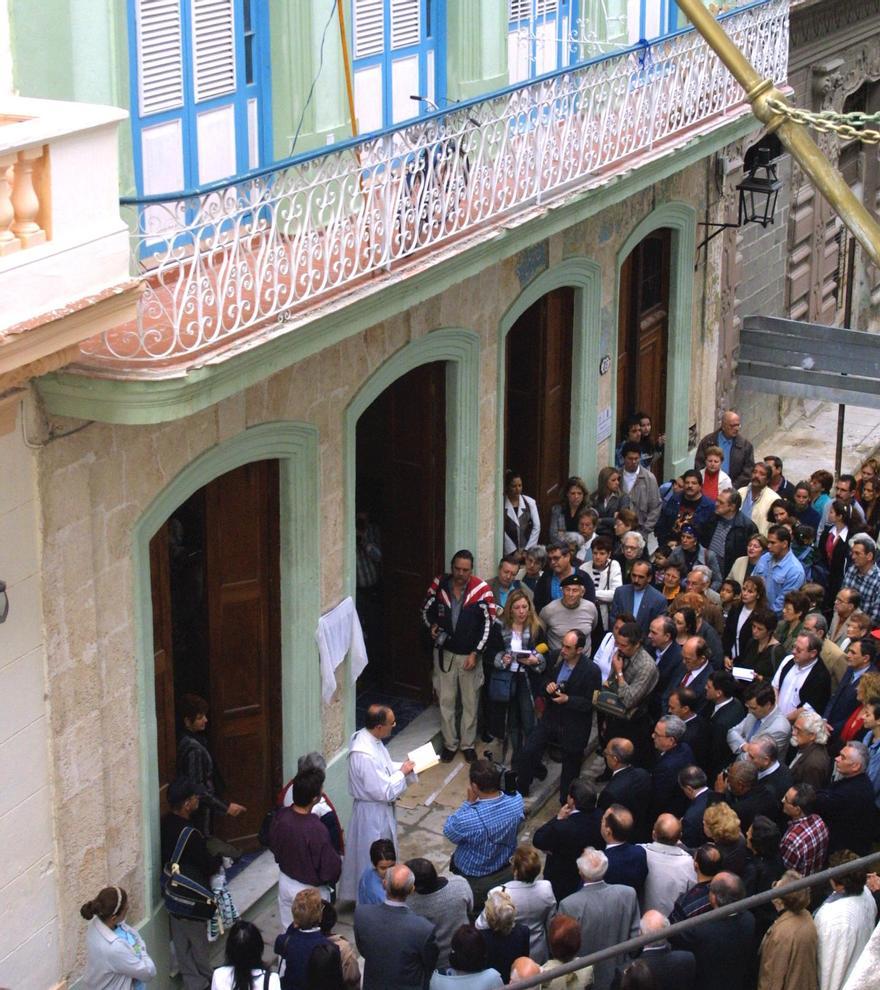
[0,581,8,623]
[697,146,782,254]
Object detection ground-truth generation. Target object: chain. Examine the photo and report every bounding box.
[765,97,880,145]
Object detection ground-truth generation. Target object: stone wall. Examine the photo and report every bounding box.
[33,161,715,981]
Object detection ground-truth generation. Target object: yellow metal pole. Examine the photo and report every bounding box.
[336,0,359,139]
[676,0,880,268]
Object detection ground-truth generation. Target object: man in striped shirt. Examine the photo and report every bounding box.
[443,759,524,915]
[780,783,829,876]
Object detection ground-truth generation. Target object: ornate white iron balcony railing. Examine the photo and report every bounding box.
[87,0,788,365]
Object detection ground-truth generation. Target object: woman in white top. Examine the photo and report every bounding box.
[582,536,621,634]
[81,885,156,990]
[475,845,556,963]
[503,471,541,560]
[211,921,281,990]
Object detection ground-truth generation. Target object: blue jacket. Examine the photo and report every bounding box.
[656,493,716,544]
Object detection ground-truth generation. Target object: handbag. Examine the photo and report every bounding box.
[161,826,218,920]
[488,667,516,703]
[592,688,631,719]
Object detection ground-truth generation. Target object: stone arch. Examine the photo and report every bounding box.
[615,203,697,477]
[132,422,320,918]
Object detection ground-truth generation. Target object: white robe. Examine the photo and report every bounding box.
[815,887,877,990]
[338,728,413,901]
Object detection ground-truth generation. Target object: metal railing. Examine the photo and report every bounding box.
[505,848,880,988]
[85,0,788,365]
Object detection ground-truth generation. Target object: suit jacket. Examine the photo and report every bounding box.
[775,657,832,717]
[603,843,648,894]
[727,706,792,759]
[599,765,653,842]
[671,909,755,990]
[559,881,641,990]
[539,654,602,751]
[703,698,746,777]
[650,642,683,718]
[695,430,755,488]
[722,603,755,659]
[757,762,794,803]
[628,944,696,990]
[610,582,668,635]
[662,662,711,711]
[650,742,695,820]
[787,741,832,789]
[681,715,712,770]
[533,809,604,903]
[823,667,864,737]
[721,782,778,833]
[817,524,852,602]
[354,902,438,990]
[681,789,712,848]
[814,774,879,855]
[533,568,596,614]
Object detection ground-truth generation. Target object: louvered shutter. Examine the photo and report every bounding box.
[509,0,531,22]
[390,0,420,49]
[537,0,558,15]
[354,0,384,57]
[191,0,237,102]
[135,0,184,116]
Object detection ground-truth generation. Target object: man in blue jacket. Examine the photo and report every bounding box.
[655,470,716,546]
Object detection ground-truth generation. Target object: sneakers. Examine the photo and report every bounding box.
[463,748,477,763]
[440,747,456,763]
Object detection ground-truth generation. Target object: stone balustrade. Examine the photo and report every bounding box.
[0,144,48,255]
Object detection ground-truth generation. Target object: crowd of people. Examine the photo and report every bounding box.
[80,409,880,990]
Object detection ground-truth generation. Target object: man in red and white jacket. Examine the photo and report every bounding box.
[422,550,495,764]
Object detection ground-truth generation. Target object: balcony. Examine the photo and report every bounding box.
[71,0,787,380]
[0,95,139,400]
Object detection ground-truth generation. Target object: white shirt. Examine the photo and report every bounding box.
[772,657,819,716]
[681,661,708,687]
[212,968,281,990]
[713,697,734,715]
[622,468,639,493]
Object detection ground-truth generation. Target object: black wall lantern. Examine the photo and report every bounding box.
[697,146,782,255]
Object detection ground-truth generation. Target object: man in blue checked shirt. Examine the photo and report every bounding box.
[751,525,805,614]
[443,759,524,915]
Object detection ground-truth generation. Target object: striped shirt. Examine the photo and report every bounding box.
[443,793,524,877]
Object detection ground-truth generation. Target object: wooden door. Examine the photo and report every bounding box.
[150,521,176,816]
[618,230,671,473]
[356,363,446,701]
[505,288,574,533]
[204,460,282,847]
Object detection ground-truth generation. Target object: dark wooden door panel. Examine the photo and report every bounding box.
[150,521,176,816]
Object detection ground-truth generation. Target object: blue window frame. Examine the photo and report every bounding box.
[128,0,273,199]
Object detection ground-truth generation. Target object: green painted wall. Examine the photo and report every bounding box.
[446,0,508,101]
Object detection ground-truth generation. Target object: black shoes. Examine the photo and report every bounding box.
[463,748,477,763]
[534,763,548,781]
[440,747,456,763]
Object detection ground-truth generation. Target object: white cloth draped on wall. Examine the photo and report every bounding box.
[316,597,368,703]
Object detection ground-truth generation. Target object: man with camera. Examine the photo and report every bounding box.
[513,629,601,803]
[443,758,524,915]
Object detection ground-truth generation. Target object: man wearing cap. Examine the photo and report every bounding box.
[539,573,599,651]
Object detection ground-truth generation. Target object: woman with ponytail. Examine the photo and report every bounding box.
[211,920,280,990]
[80,885,156,989]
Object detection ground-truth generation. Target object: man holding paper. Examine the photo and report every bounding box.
[339,705,417,902]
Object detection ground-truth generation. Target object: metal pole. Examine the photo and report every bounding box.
[504,849,880,989]
[836,233,859,475]
[675,0,880,269]
[336,0,359,139]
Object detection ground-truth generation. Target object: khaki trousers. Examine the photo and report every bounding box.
[436,649,484,750]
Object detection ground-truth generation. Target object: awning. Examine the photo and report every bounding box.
[737,315,880,409]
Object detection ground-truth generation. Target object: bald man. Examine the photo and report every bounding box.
[639,814,697,917]
[511,957,542,982]
[601,804,648,895]
[695,410,755,488]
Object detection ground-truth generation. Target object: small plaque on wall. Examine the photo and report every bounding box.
[689,422,698,449]
[597,407,612,444]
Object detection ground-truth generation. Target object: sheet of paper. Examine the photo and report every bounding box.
[732,666,757,681]
[408,741,439,774]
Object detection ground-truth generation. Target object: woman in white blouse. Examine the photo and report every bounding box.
[211,921,280,990]
[503,471,541,560]
[80,885,156,990]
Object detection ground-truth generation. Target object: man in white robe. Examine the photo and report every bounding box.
[339,704,416,901]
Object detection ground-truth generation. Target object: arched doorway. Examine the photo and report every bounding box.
[355,362,447,701]
[504,287,575,534]
[150,459,282,849]
[617,229,671,476]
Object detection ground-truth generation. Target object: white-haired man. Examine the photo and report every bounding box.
[786,708,832,789]
[559,847,640,990]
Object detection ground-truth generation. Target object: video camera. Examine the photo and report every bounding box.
[482,750,518,795]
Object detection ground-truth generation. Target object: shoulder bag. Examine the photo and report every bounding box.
[161,826,217,920]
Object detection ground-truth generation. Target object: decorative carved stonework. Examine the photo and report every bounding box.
[792,0,880,49]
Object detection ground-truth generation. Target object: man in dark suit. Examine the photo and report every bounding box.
[667,686,711,768]
[745,734,793,805]
[354,863,438,990]
[701,670,745,777]
[533,541,597,614]
[514,629,601,802]
[600,804,648,895]
[823,636,877,744]
[771,632,832,720]
[598,737,653,842]
[610,560,667,635]
[650,715,694,820]
[662,636,712,711]
[679,765,714,848]
[614,910,695,990]
[693,411,755,488]
[713,760,777,832]
[671,873,755,990]
[647,616,682,719]
[534,779,604,902]
[814,742,879,855]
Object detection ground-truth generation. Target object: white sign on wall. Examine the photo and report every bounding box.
[597,407,612,445]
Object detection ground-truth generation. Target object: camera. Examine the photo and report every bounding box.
[482,750,518,795]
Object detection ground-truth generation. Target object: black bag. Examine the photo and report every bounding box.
[161,826,217,920]
[592,688,631,719]
[489,668,516,703]
[258,807,275,848]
